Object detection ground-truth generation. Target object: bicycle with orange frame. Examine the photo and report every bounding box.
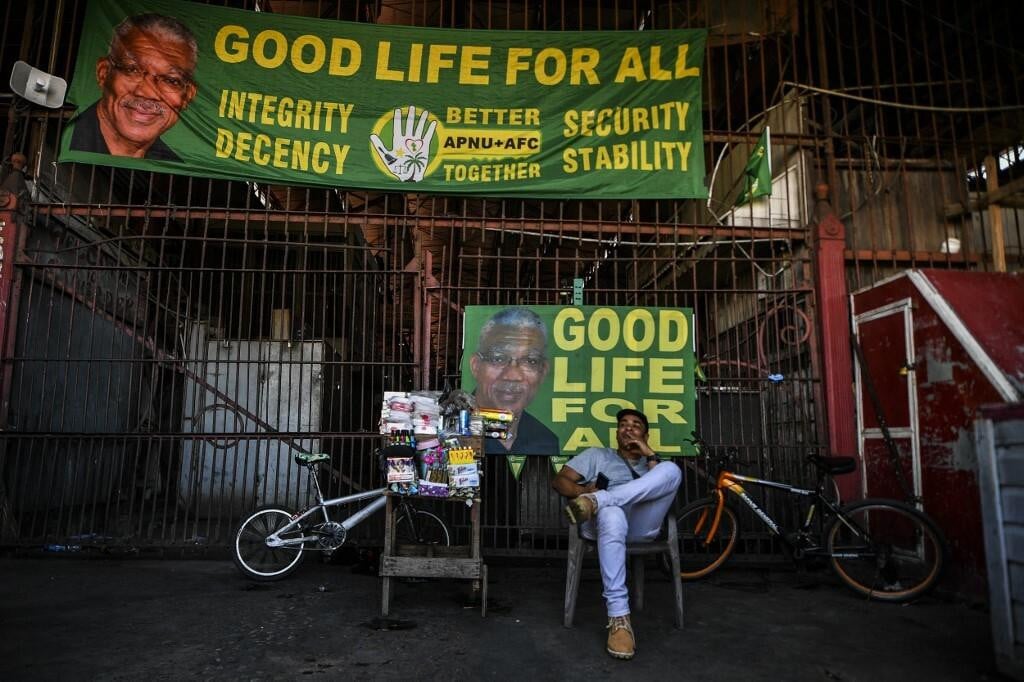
[673,434,947,602]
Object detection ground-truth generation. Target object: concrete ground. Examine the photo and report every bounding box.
[0,553,1002,681]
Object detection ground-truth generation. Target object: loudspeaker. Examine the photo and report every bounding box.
[10,61,67,108]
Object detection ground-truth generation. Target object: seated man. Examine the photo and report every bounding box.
[551,408,682,661]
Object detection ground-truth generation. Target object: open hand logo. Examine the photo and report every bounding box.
[370,105,440,183]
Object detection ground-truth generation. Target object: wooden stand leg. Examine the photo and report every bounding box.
[480,564,488,617]
[381,576,392,617]
[564,529,585,628]
[381,496,395,616]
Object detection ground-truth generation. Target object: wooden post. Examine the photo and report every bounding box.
[985,155,1007,272]
[381,494,395,616]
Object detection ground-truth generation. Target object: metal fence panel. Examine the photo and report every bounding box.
[1,0,1019,558]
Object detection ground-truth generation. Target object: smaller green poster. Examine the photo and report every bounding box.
[461,305,697,460]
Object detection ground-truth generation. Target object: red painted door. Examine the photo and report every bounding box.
[853,300,921,503]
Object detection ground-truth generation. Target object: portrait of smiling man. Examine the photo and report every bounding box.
[69,12,197,161]
[469,307,560,456]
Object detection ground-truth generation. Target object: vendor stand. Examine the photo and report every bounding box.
[377,392,488,616]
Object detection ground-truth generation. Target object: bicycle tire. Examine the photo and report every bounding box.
[674,497,740,580]
[395,509,451,546]
[233,505,306,581]
[827,498,946,602]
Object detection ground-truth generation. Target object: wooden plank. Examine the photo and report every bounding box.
[843,249,980,264]
[383,496,396,556]
[470,499,481,560]
[995,420,1024,448]
[480,564,488,618]
[945,174,1024,218]
[1005,524,1024,562]
[986,156,1008,272]
[1006,492,1024,523]
[381,576,393,616]
[1009,562,1024,599]
[394,543,472,558]
[380,556,483,579]
[978,416,1021,676]
[1005,491,1024,523]
[1014,600,1024,646]
[999,453,1024,486]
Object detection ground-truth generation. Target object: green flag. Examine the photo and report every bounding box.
[736,126,771,206]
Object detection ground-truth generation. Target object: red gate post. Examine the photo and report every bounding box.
[0,189,21,428]
[0,188,21,539]
[812,182,859,500]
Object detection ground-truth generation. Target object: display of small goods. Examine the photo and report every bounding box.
[378,390,483,498]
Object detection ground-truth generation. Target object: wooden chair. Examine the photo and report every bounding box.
[563,517,684,629]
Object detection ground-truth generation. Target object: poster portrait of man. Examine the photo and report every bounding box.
[462,304,696,463]
[468,307,560,456]
[69,12,197,161]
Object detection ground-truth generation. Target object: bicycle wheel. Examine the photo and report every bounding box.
[674,497,740,580]
[395,508,451,546]
[233,505,306,581]
[828,498,945,602]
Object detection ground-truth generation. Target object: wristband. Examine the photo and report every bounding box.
[647,454,662,464]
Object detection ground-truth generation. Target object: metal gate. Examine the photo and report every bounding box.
[0,202,822,556]
[2,0,1019,558]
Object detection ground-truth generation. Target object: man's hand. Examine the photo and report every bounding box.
[620,436,655,458]
[369,105,437,182]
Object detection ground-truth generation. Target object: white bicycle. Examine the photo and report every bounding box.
[232,452,450,580]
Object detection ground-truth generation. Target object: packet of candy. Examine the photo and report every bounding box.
[386,457,415,483]
[450,472,480,488]
[448,463,478,477]
[418,480,449,497]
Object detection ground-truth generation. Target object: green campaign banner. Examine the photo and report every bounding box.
[461,305,697,459]
[59,0,708,199]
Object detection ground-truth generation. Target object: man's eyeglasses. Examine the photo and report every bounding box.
[107,56,192,97]
[476,351,546,372]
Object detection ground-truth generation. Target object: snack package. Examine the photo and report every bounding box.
[448,463,478,477]
[418,480,449,498]
[387,457,416,483]
[450,472,480,488]
[386,456,418,494]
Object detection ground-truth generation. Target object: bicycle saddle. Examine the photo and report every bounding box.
[807,454,856,476]
[294,452,330,465]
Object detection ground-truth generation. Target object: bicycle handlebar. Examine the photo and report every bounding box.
[687,431,751,474]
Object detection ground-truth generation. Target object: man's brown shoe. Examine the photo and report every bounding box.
[564,494,597,524]
[606,615,635,660]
